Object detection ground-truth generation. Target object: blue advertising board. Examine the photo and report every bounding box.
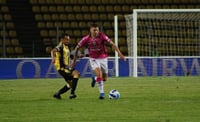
[0,57,200,79]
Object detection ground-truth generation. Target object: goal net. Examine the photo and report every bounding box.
[122,9,200,77]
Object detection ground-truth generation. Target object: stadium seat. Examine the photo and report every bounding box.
[75,14,84,21]
[40,30,48,37]
[35,14,43,21]
[67,14,76,20]
[54,22,61,28]
[32,6,40,13]
[57,6,65,12]
[83,14,91,21]
[73,5,81,12]
[46,21,54,28]
[81,6,89,12]
[62,22,70,28]
[45,46,52,54]
[79,22,87,28]
[51,14,59,21]
[1,6,9,13]
[6,46,14,54]
[49,30,56,37]
[122,5,130,13]
[37,22,45,28]
[70,22,78,28]
[91,14,99,21]
[114,5,121,12]
[46,0,54,4]
[43,14,51,21]
[89,5,97,12]
[6,22,14,29]
[97,6,105,13]
[9,30,17,37]
[49,6,57,13]
[65,6,73,12]
[4,14,12,21]
[40,6,49,13]
[73,30,81,37]
[15,46,23,54]
[106,6,113,12]
[59,14,67,20]
[11,39,19,46]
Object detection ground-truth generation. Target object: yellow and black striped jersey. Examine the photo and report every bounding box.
[54,42,70,70]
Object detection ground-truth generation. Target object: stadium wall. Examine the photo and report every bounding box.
[0,57,200,79]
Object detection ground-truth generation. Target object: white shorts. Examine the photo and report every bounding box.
[89,58,108,74]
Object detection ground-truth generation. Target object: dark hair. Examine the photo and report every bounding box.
[59,33,70,40]
[90,23,99,28]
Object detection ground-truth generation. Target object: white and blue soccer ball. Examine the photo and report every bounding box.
[109,89,120,99]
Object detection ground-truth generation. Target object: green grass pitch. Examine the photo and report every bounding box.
[0,77,200,122]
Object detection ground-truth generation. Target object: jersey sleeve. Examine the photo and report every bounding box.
[55,42,62,51]
[101,32,111,43]
[78,35,89,48]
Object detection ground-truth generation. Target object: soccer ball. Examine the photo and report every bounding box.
[108,89,120,99]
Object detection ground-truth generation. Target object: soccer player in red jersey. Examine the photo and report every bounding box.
[72,24,125,99]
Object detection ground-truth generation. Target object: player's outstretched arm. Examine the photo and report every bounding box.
[109,40,126,61]
[51,48,57,63]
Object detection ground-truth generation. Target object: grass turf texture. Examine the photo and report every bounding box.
[0,77,200,122]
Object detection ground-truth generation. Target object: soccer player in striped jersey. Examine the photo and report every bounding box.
[72,24,125,99]
[51,33,80,99]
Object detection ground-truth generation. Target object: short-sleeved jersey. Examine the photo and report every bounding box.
[54,42,70,70]
[78,32,110,58]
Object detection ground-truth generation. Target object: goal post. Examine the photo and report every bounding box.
[115,9,200,77]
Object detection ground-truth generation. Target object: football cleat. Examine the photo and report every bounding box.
[53,93,61,99]
[69,94,77,99]
[99,93,105,100]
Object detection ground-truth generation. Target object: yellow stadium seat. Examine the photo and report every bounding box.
[62,22,70,28]
[73,6,81,12]
[54,22,62,28]
[45,46,52,54]
[65,6,73,12]
[114,5,121,12]
[40,6,49,13]
[1,6,9,13]
[59,14,67,20]
[67,14,76,20]
[6,46,14,54]
[9,30,17,37]
[97,6,105,12]
[11,39,19,46]
[15,46,23,54]
[49,6,57,12]
[32,6,40,13]
[40,30,48,37]
[46,21,54,28]
[43,14,51,21]
[6,22,14,29]
[51,14,59,21]
[35,14,43,21]
[4,14,12,21]
[75,14,84,20]
[81,6,89,12]
[70,22,78,28]
[73,30,81,37]
[49,30,56,37]
[106,6,113,12]
[57,6,65,12]
[83,14,91,21]
[37,22,45,28]
[91,14,99,21]
[79,22,87,28]
[89,5,97,12]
